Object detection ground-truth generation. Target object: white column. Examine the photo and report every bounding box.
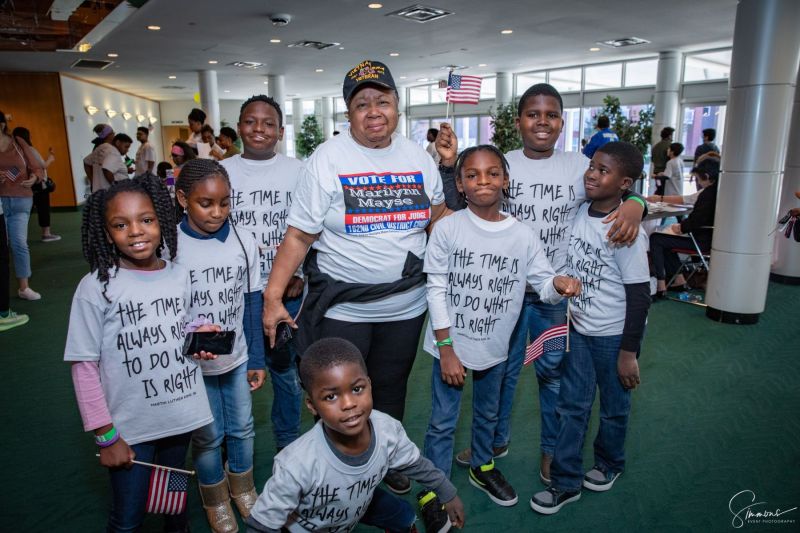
[495,72,512,106]
[321,97,334,140]
[705,0,800,324]
[291,98,303,156]
[397,87,407,137]
[198,70,220,132]
[651,51,681,147]
[770,67,800,283]
[268,74,286,154]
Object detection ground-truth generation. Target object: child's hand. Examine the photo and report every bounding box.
[99,438,135,469]
[284,276,305,299]
[444,495,466,529]
[554,276,581,297]
[617,350,640,390]
[440,347,466,387]
[436,123,458,167]
[247,369,267,391]
[192,323,222,360]
[603,199,643,245]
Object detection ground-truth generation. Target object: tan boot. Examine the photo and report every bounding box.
[226,464,258,518]
[199,478,238,533]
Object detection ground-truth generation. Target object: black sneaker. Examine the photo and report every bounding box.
[417,491,451,533]
[384,470,411,495]
[530,487,581,515]
[468,461,518,506]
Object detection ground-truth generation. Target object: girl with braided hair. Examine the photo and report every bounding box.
[173,159,265,531]
[64,174,217,531]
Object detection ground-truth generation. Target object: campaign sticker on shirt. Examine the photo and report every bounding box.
[339,171,431,234]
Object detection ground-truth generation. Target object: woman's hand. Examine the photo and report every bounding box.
[439,347,466,387]
[263,297,294,349]
[670,223,683,234]
[554,276,581,297]
[436,123,458,167]
[20,175,38,188]
[98,438,135,469]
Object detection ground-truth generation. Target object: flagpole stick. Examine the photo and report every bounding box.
[566,303,571,353]
[95,454,196,476]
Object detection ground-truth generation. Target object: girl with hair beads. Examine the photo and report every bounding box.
[173,159,264,532]
[64,175,215,532]
[419,146,580,515]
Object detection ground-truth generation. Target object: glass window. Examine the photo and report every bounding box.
[431,83,447,104]
[409,86,429,105]
[335,98,347,113]
[683,50,732,82]
[549,68,582,93]
[680,104,726,160]
[624,59,658,87]
[515,72,547,95]
[410,119,431,146]
[480,77,496,100]
[555,108,582,153]
[284,124,295,158]
[334,121,348,135]
[453,116,479,150]
[584,63,622,90]
[284,101,293,117]
[302,100,315,116]
[479,116,494,145]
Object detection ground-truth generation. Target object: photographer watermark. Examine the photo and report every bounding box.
[729,490,796,528]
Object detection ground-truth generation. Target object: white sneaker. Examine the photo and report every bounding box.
[18,288,41,301]
[42,234,61,242]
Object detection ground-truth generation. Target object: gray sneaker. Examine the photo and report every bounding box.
[530,487,581,515]
[582,466,621,492]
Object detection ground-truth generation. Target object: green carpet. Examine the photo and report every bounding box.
[3,211,798,532]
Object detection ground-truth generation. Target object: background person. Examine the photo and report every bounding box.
[218,126,240,159]
[12,126,59,242]
[582,115,618,158]
[694,128,720,162]
[187,108,206,152]
[83,124,116,192]
[134,126,156,175]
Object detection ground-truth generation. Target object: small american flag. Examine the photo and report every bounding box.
[146,466,188,515]
[524,324,568,365]
[446,73,482,104]
[1,166,21,182]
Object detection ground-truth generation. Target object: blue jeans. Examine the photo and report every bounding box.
[423,357,506,478]
[359,487,417,532]
[0,196,33,279]
[193,362,255,485]
[550,330,631,492]
[107,432,191,532]
[264,296,302,449]
[497,293,568,455]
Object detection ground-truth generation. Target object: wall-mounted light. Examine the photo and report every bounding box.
[106,109,117,118]
[122,112,132,120]
[85,105,99,115]
[78,42,92,52]
[136,114,146,123]
[149,116,158,125]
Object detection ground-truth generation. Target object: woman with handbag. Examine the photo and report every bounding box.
[12,127,60,242]
[0,111,44,301]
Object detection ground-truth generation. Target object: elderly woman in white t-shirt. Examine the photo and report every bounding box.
[263,60,448,492]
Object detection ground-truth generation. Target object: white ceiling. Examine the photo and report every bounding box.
[0,0,739,102]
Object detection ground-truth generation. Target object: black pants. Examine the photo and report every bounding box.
[32,189,50,228]
[650,232,700,281]
[319,313,427,422]
[1,214,9,312]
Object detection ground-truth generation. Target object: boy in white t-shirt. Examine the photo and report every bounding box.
[531,142,651,514]
[221,95,306,451]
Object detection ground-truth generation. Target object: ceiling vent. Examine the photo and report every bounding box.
[228,61,264,69]
[287,40,340,50]
[598,37,651,48]
[71,58,114,70]
[387,4,454,23]
[439,65,467,71]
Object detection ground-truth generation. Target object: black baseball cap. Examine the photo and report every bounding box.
[343,60,397,104]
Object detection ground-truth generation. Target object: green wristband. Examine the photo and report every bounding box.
[628,195,646,208]
[435,337,453,347]
[95,426,117,444]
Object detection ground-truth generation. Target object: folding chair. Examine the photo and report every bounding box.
[667,229,712,291]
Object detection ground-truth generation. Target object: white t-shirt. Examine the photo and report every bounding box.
[175,224,261,375]
[664,157,684,197]
[504,149,589,274]
[288,131,444,322]
[64,262,213,445]
[424,209,561,370]
[221,153,305,289]
[134,142,156,175]
[566,203,650,336]
[83,143,121,191]
[249,410,421,533]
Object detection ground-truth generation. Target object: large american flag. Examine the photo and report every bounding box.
[146,467,188,515]
[1,166,21,182]
[446,73,482,104]
[524,324,568,365]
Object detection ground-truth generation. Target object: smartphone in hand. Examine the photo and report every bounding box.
[182,331,236,356]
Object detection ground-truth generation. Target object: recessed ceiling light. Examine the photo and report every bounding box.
[263,81,269,85]
[208,60,218,64]
[416,77,429,82]
[107,52,118,58]
[501,29,513,35]
[270,39,281,43]
[339,46,345,50]
[368,3,383,8]
[478,63,487,67]
[399,76,407,79]
[168,75,177,79]
[315,68,324,72]
[147,25,161,31]
[589,47,600,52]
[224,90,230,93]
[389,52,399,57]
